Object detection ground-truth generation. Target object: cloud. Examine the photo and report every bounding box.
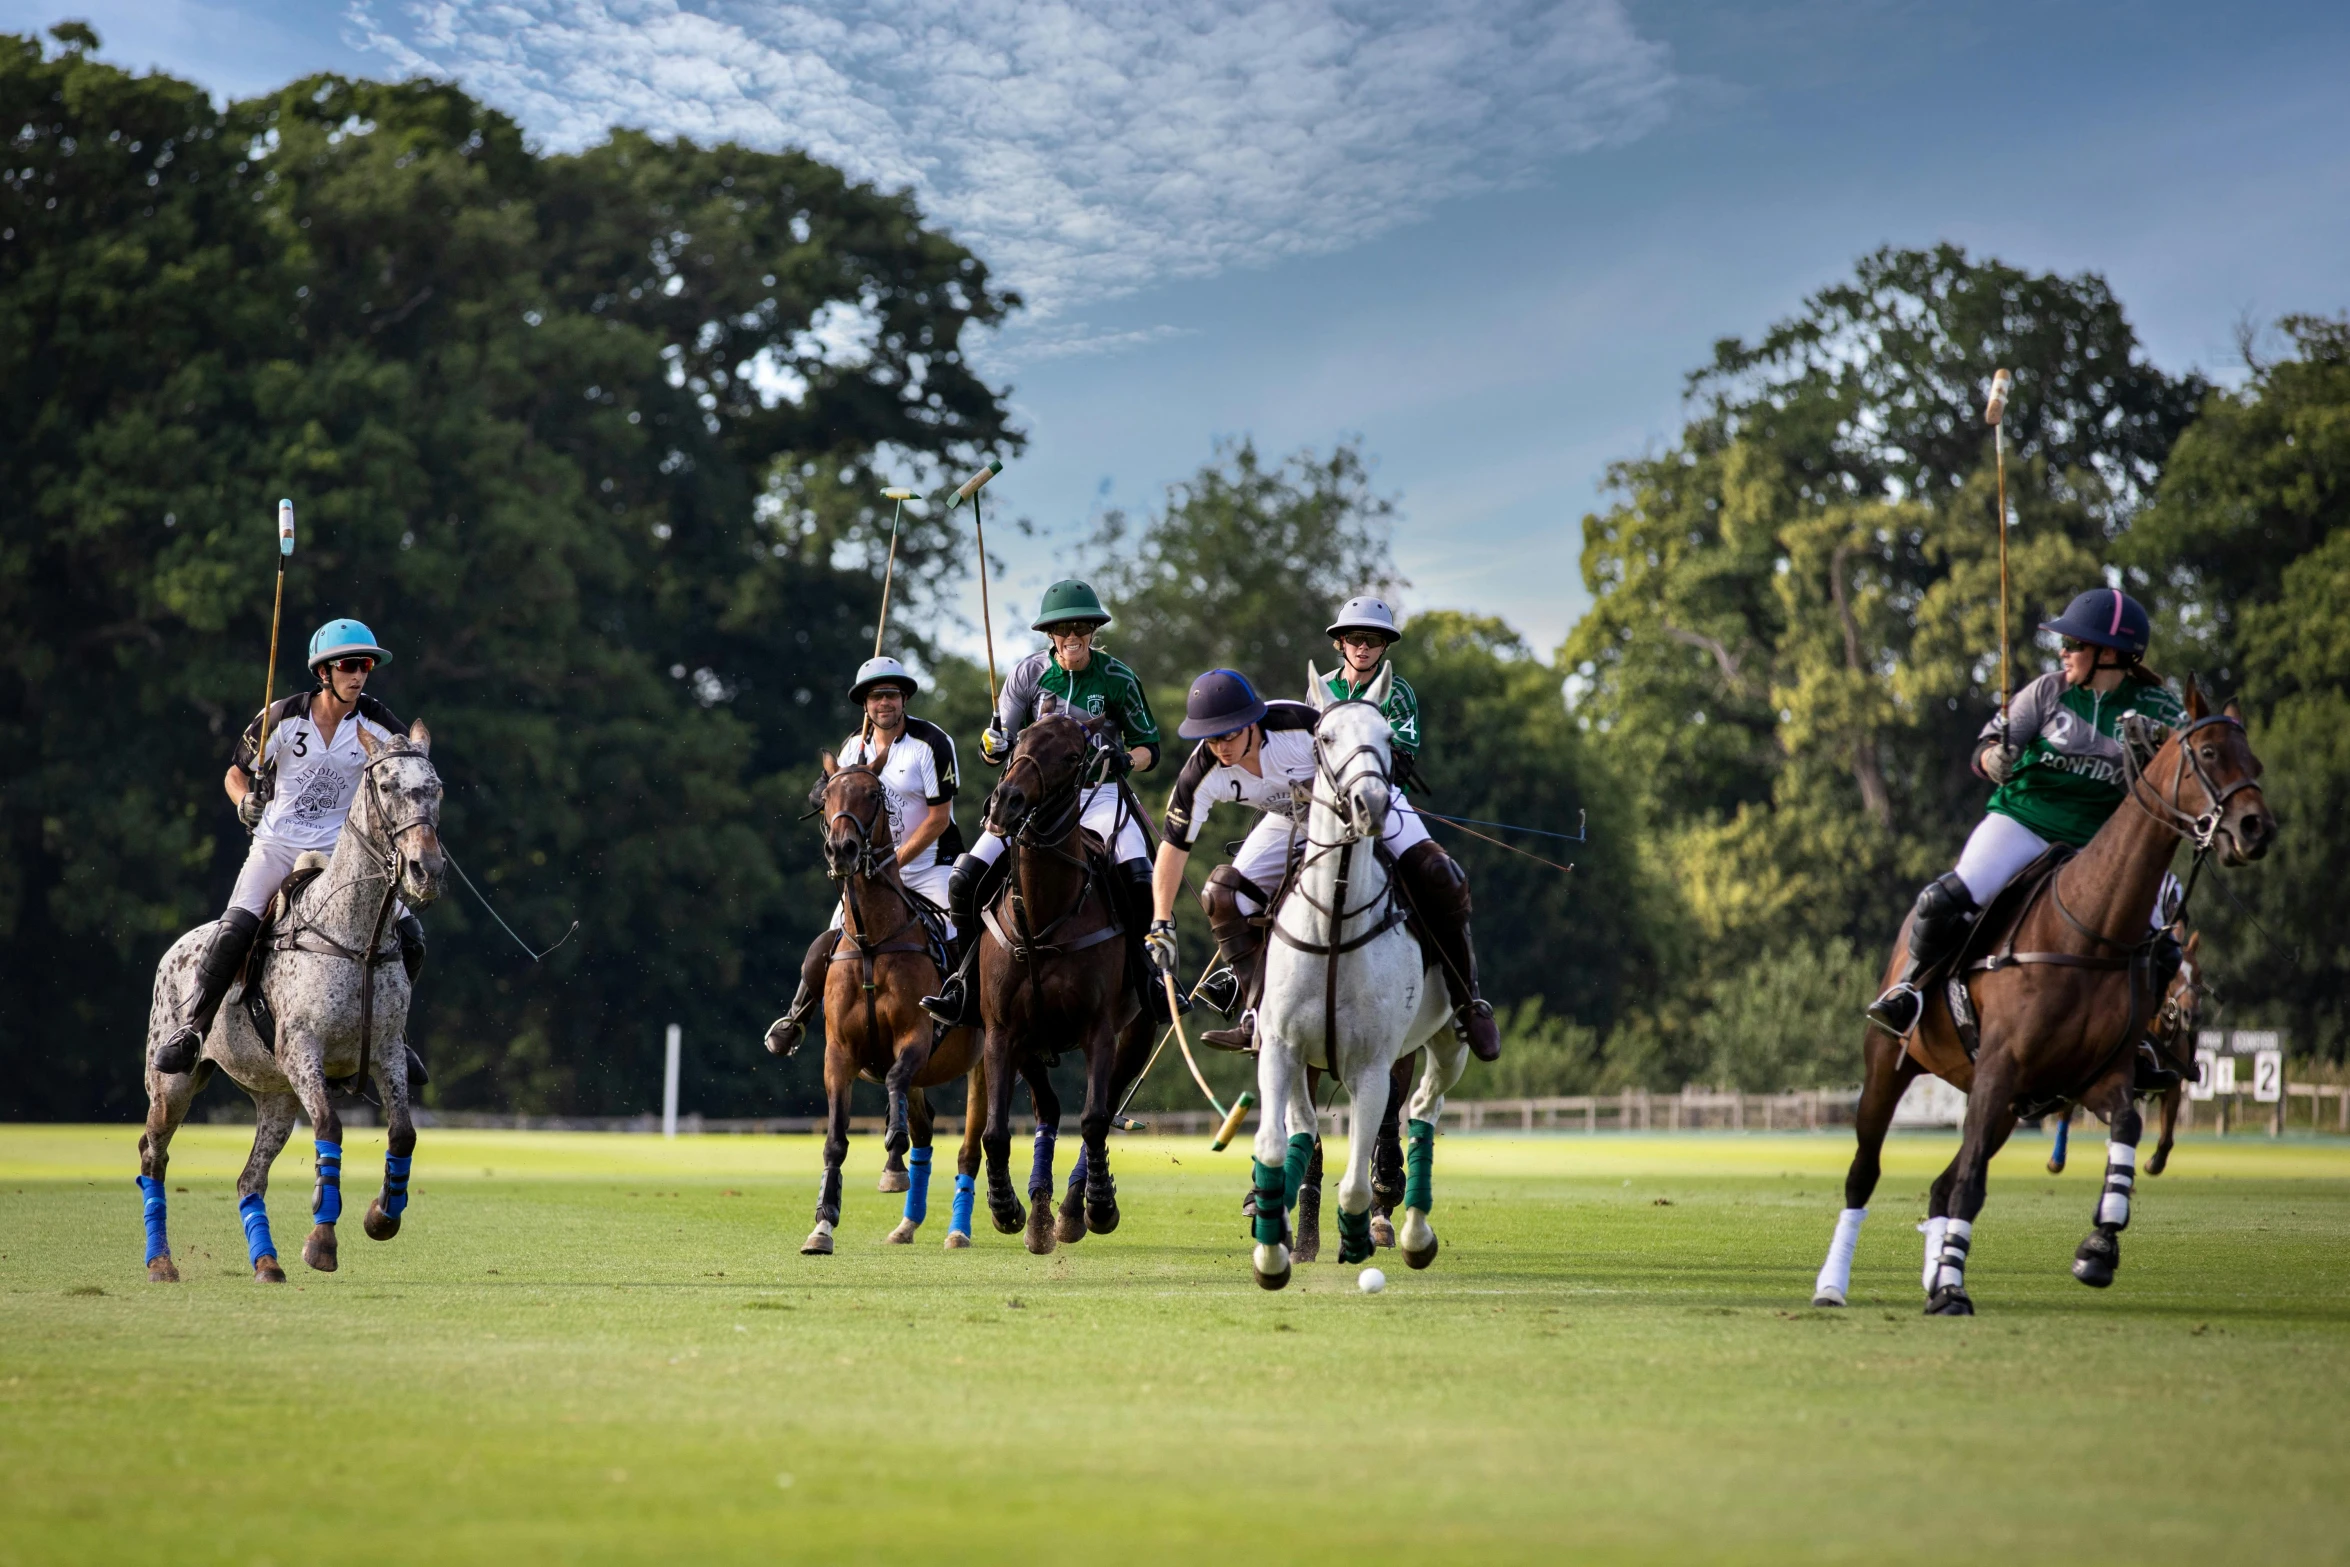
[349,0,1675,330]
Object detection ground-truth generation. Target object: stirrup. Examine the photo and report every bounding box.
[920,976,973,1029]
[1195,964,1241,1015]
[1866,982,1924,1037]
[2133,1042,2183,1094]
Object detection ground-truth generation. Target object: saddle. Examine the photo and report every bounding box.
[1230,838,1429,1034]
[234,851,333,1048]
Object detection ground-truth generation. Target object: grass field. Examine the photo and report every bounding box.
[4,1122,2347,1565]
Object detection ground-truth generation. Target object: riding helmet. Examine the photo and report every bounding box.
[847,655,920,703]
[2040,587,2151,656]
[307,618,393,671]
[1177,668,1268,740]
[1326,594,1402,644]
[1031,579,1112,632]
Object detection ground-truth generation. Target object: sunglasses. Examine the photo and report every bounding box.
[324,656,376,675]
[2058,637,2089,654]
[1338,633,1388,649]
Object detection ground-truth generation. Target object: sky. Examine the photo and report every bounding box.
[14,0,2350,662]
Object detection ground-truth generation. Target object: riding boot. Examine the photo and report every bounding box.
[2133,930,2187,1092]
[765,928,842,1057]
[1115,858,1180,1023]
[1198,874,1266,1053]
[1395,840,1501,1062]
[1866,872,1979,1036]
[151,909,261,1075]
[922,853,1003,1028]
[393,912,434,1086]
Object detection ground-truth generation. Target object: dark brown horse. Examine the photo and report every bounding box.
[1816,682,2272,1315]
[800,762,987,1255]
[2045,927,2201,1177]
[973,715,1155,1255]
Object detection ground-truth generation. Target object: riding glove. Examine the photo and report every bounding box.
[1145,919,1179,977]
[237,789,268,831]
[1978,738,2021,785]
[980,721,1010,767]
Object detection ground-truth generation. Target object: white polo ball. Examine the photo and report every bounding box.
[1358,1267,1387,1294]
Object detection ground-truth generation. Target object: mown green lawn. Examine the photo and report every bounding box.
[3,1123,2346,1565]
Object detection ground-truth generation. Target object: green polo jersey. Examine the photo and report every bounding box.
[998,647,1163,759]
[1984,672,2186,848]
[1323,664,1420,757]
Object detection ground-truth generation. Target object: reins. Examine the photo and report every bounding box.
[821,768,936,1056]
[980,738,1120,992]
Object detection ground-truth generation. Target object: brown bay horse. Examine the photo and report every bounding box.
[799,763,986,1255]
[2046,927,2202,1177]
[973,715,1155,1255]
[1817,682,2272,1315]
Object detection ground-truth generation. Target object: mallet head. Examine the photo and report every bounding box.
[278,498,295,556]
[882,487,916,501]
[1985,368,2012,428]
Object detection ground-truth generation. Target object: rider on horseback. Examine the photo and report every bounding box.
[1145,667,1502,1061]
[1865,587,2188,1062]
[1322,595,1422,784]
[767,656,965,1056]
[149,619,429,1076]
[922,580,1168,1027]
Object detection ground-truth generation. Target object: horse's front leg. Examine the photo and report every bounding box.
[886,1088,934,1245]
[277,1037,344,1274]
[2147,1082,2182,1176]
[2072,1066,2145,1290]
[980,1022,1025,1236]
[2046,1104,2074,1174]
[1926,1055,2020,1315]
[137,1061,203,1283]
[1394,1012,1469,1272]
[1249,1039,1308,1290]
[1814,1026,1919,1307]
[1334,1059,1392,1266]
[802,1042,853,1255]
[1022,1053,1062,1255]
[1076,1016,1122,1238]
[947,1052,983,1249]
[363,1038,414,1242]
[880,993,929,1187]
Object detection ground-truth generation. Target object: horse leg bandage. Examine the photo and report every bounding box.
[1336,1204,1373,1264]
[1404,1119,1435,1213]
[312,1140,343,1225]
[239,1193,277,1266]
[1251,1160,1288,1247]
[950,1173,976,1237]
[1814,1208,1866,1303]
[136,1176,169,1265]
[1919,1216,1949,1294]
[1282,1132,1315,1213]
[904,1146,931,1227]
[1066,1143,1089,1193]
[2098,1143,2136,1230]
[1934,1218,1972,1294]
[1029,1124,1057,1199]
[382,1154,412,1220]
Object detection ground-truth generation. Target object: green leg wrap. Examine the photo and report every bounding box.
[1282,1132,1316,1213]
[1337,1205,1373,1264]
[1405,1118,1435,1213]
[1251,1161,1288,1247]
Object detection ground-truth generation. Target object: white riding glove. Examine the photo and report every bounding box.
[1145,919,1179,977]
[1979,736,2021,785]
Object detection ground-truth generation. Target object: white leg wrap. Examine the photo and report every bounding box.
[1919,1215,1949,1294]
[2098,1141,2137,1229]
[1813,1208,1866,1304]
[1934,1218,1972,1294]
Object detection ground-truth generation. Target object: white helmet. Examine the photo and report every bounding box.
[848,656,920,702]
[1326,594,1402,643]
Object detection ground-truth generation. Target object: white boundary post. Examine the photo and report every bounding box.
[662,1024,681,1139]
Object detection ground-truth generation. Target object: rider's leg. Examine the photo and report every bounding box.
[2135,917,2187,1092]
[152,837,295,1074]
[766,927,843,1056]
[1199,816,1294,1051]
[1866,812,2048,1036]
[1391,817,1501,1062]
[922,839,1009,1027]
[392,905,432,1085]
[1074,785,1169,1020]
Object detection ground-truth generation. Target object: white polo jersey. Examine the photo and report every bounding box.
[1160,701,1321,851]
[234,693,404,853]
[836,716,964,868]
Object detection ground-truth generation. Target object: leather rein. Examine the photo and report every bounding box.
[980,741,1122,999]
[822,768,937,1054]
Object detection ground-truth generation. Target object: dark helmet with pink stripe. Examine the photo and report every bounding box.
[2041,587,2151,656]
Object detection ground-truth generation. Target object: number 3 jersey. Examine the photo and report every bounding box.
[232,693,406,852]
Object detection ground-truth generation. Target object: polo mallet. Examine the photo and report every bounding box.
[1987,368,2013,723]
[1109,968,1218,1132]
[873,487,915,658]
[1159,969,1255,1147]
[944,460,1004,707]
[255,499,295,772]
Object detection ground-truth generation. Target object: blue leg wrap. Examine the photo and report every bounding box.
[239,1193,277,1267]
[313,1139,343,1225]
[137,1175,169,1265]
[904,1147,931,1227]
[2049,1117,2071,1170]
[1066,1143,1089,1191]
[383,1153,412,1219]
[1029,1123,1056,1198]
[950,1173,976,1236]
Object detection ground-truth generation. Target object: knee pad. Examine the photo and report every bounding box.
[1916,872,1976,921]
[1202,863,1268,924]
[1397,838,1468,913]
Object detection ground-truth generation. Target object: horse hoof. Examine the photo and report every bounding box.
[147,1257,180,1284]
[2045,1156,2066,1175]
[989,1198,1025,1237]
[302,1224,338,1273]
[1085,1198,1119,1235]
[1025,1203,1058,1255]
[2146,1149,2169,1177]
[1253,1244,1291,1291]
[943,1230,972,1251]
[876,1170,910,1194]
[1054,1200,1087,1245]
[1369,1214,1396,1249]
[254,1256,286,1284]
[1924,1286,1974,1316]
[884,1219,918,1244]
[1402,1236,1440,1271]
[801,1228,836,1256]
[2072,1228,2119,1288]
[363,1197,401,1242]
[1812,1288,1847,1308]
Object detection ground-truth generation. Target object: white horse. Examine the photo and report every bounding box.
[1249,665,1467,1290]
[137,723,445,1282]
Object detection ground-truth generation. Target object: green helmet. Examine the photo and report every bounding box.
[1031,579,1111,632]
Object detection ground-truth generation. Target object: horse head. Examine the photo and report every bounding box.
[354,721,446,907]
[2153,680,2275,867]
[818,757,896,882]
[985,713,1091,840]
[1305,660,1394,842]
[2159,928,2205,1054]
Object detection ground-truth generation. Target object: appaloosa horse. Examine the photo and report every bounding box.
[971,714,1155,1255]
[1812,683,2271,1314]
[138,722,445,1281]
[791,761,987,1255]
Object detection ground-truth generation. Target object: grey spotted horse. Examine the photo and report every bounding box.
[137,722,445,1281]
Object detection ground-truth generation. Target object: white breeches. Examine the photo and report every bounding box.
[829,856,955,939]
[1227,794,1432,916]
[1951,813,2178,928]
[970,782,1150,870]
[229,836,409,922]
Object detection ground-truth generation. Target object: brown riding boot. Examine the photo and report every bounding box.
[765,928,840,1057]
[1197,873,1266,1053]
[1396,840,1501,1062]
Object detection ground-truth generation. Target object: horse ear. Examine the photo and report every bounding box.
[2184,675,2208,720]
[1365,662,1393,708]
[2223,696,2244,723]
[355,726,381,757]
[2185,930,2201,959]
[820,750,837,777]
[1306,661,1331,712]
[407,718,431,756]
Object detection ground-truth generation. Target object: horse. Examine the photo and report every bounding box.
[1249,664,1465,1291]
[137,722,445,1282]
[971,712,1155,1256]
[796,761,987,1255]
[1812,682,2272,1315]
[2046,928,2201,1177]
[1287,1057,1414,1261]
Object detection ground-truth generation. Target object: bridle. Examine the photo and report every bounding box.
[823,765,897,885]
[819,765,934,1049]
[979,721,1120,979]
[1274,700,1409,1071]
[2123,713,2258,858]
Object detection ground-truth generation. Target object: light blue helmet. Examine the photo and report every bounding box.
[307,618,392,672]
